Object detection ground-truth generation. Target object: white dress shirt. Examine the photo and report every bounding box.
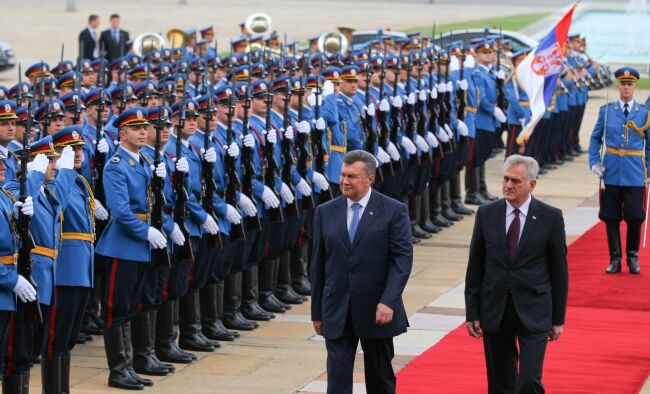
[619,99,635,114]
[347,188,372,230]
[505,194,532,241]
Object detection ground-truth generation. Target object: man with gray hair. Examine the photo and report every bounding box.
[464,154,568,393]
[311,150,413,394]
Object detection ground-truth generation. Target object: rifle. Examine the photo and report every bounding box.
[173,85,195,261]
[16,64,24,108]
[427,36,444,158]
[142,60,152,108]
[311,55,333,203]
[435,43,453,153]
[38,61,46,106]
[362,45,383,182]
[224,93,246,240]
[263,90,284,223]
[240,68,262,231]
[414,52,431,163]
[94,53,107,211]
[496,27,508,137]
[17,100,42,323]
[40,78,55,137]
[295,76,315,210]
[389,44,405,170]
[150,106,172,268]
[376,34,394,177]
[280,83,300,218]
[443,45,456,150]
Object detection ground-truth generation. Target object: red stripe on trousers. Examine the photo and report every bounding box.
[5,312,14,376]
[106,259,119,329]
[47,288,59,359]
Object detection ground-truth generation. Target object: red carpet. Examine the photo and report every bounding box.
[397,221,650,393]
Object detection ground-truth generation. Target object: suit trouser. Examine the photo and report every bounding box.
[5,302,50,375]
[483,294,547,394]
[45,286,90,358]
[325,310,396,394]
[103,258,147,329]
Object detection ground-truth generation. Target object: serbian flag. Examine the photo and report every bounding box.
[515,4,576,144]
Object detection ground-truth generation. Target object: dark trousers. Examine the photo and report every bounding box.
[5,301,50,375]
[325,310,396,394]
[483,295,548,394]
[140,262,169,310]
[45,286,90,358]
[599,185,646,225]
[103,258,147,329]
[0,311,10,374]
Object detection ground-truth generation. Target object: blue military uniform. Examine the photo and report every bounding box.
[0,101,21,186]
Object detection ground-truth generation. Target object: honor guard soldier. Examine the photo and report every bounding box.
[0,101,21,185]
[4,137,77,394]
[589,67,648,275]
[25,62,50,86]
[35,99,66,137]
[10,106,34,153]
[94,107,168,390]
[0,151,36,393]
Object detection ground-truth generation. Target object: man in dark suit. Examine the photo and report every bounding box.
[465,154,568,394]
[99,14,130,62]
[78,14,100,60]
[311,150,413,394]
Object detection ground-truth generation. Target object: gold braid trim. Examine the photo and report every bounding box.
[624,110,650,143]
[0,190,19,243]
[77,175,97,241]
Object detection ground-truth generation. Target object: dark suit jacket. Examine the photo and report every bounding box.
[99,29,130,62]
[465,197,568,334]
[311,190,413,339]
[78,28,96,60]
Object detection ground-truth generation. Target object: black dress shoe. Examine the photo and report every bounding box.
[465,194,488,206]
[133,355,170,376]
[259,297,287,313]
[179,334,215,352]
[276,287,305,305]
[151,354,175,372]
[156,343,195,364]
[442,208,462,221]
[108,372,144,390]
[420,219,440,234]
[605,260,621,274]
[128,369,153,387]
[628,253,641,274]
[242,303,274,321]
[223,312,258,331]
[202,320,237,342]
[292,278,311,296]
[269,294,291,310]
[451,202,474,215]
[412,224,432,239]
[480,191,498,201]
[432,214,452,227]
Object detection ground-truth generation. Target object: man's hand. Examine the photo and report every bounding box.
[466,320,482,338]
[375,303,393,326]
[313,320,323,336]
[548,325,563,341]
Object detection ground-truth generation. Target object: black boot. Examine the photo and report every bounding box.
[2,373,22,394]
[104,325,144,390]
[431,186,452,227]
[290,244,311,296]
[626,222,641,274]
[605,223,622,274]
[450,172,474,215]
[410,195,432,238]
[275,252,305,304]
[200,282,237,341]
[179,291,217,352]
[223,272,258,331]
[464,167,487,205]
[420,189,441,234]
[132,311,170,376]
[479,165,498,201]
[259,258,289,313]
[61,352,70,394]
[241,266,274,321]
[40,357,61,394]
[20,370,29,394]
[155,300,195,364]
[123,321,153,387]
[441,181,462,221]
[147,310,175,372]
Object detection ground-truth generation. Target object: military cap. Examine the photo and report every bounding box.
[91,59,109,71]
[385,55,399,70]
[352,51,369,62]
[355,60,371,74]
[157,80,176,97]
[59,91,85,111]
[109,58,128,72]
[0,100,19,120]
[270,76,290,93]
[154,62,173,78]
[306,75,324,89]
[615,67,640,82]
[322,67,342,83]
[25,62,50,78]
[51,61,74,77]
[0,86,7,100]
[171,99,200,116]
[234,82,250,99]
[52,125,85,147]
[231,36,249,50]
[169,74,188,92]
[251,80,270,98]
[128,64,149,80]
[265,33,280,47]
[161,48,173,61]
[475,40,494,54]
[310,54,327,68]
[36,77,58,96]
[196,95,217,113]
[289,77,304,93]
[196,39,208,47]
[30,135,59,158]
[327,54,344,68]
[80,59,94,73]
[146,105,173,125]
[249,35,264,47]
[568,32,581,41]
[200,25,214,38]
[124,53,141,68]
[125,39,134,52]
[134,81,159,98]
[111,83,138,101]
[307,35,320,45]
[190,58,206,72]
[15,106,30,124]
[144,50,163,64]
[185,27,197,38]
[84,88,112,106]
[407,31,421,39]
[251,61,266,78]
[35,100,65,122]
[230,65,251,82]
[213,85,235,104]
[341,65,360,81]
[369,56,384,70]
[511,48,531,62]
[112,107,150,129]
[205,55,222,70]
[57,71,80,90]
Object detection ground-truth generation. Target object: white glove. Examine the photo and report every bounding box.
[436,128,450,143]
[426,131,439,148]
[280,182,294,204]
[437,83,446,93]
[170,222,186,246]
[493,107,507,123]
[457,79,468,91]
[13,275,36,303]
[307,93,322,107]
[400,136,417,155]
[56,146,75,170]
[13,196,34,218]
[464,55,475,69]
[97,138,109,154]
[362,103,376,118]
[202,215,220,234]
[296,178,312,196]
[444,124,454,138]
[391,95,403,109]
[322,80,334,97]
[375,146,391,164]
[242,134,255,148]
[407,93,416,105]
[446,81,453,91]
[261,185,280,208]
[386,141,400,161]
[283,126,294,140]
[204,147,217,163]
[237,193,258,217]
[153,162,167,179]
[430,88,438,100]
[147,227,167,249]
[414,134,430,152]
[591,164,605,177]
[266,129,277,144]
[225,203,242,224]
[418,89,427,102]
[296,120,310,134]
[379,98,390,113]
[519,118,527,128]
[226,142,240,158]
[312,171,329,190]
[174,157,189,173]
[93,198,109,220]
[496,69,506,80]
[457,120,469,137]
[313,117,326,131]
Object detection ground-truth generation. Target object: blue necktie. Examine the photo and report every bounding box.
[348,202,361,243]
[113,30,119,43]
[624,103,629,117]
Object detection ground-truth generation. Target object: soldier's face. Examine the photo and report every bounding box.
[340,161,374,201]
[120,125,148,149]
[49,116,65,134]
[340,79,358,96]
[252,98,267,116]
[199,112,218,132]
[46,158,57,181]
[146,124,170,146]
[476,52,491,65]
[146,95,160,108]
[618,81,636,101]
[184,115,198,135]
[0,120,16,144]
[88,105,109,123]
[502,164,536,206]
[0,161,5,183]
